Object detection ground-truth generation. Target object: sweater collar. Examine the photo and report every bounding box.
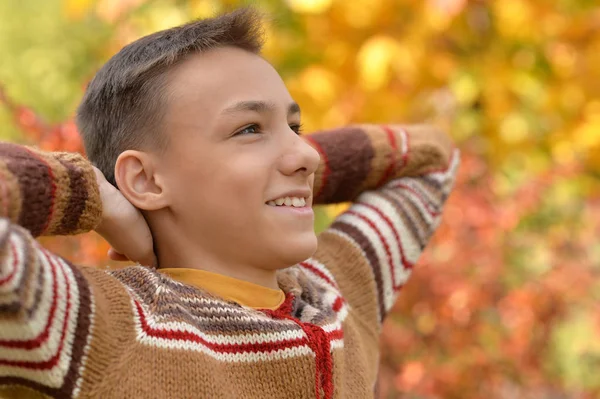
[158,268,285,310]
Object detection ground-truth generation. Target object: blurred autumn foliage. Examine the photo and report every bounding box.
[1,0,599,398]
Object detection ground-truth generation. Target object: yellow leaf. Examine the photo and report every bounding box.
[286,0,333,14]
[63,0,95,20]
[357,36,414,91]
[298,66,339,106]
[499,113,529,144]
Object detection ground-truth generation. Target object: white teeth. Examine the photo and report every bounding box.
[267,196,307,208]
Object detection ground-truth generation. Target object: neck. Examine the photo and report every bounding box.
[151,220,280,290]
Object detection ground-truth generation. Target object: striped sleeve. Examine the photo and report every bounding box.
[0,142,129,397]
[0,142,102,237]
[308,125,460,327]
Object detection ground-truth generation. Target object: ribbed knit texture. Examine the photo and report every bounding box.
[0,125,459,399]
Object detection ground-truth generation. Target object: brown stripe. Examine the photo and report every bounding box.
[16,226,45,320]
[0,256,93,397]
[421,174,443,190]
[360,124,396,189]
[0,143,54,237]
[54,158,88,235]
[0,300,19,314]
[0,158,23,222]
[330,220,386,322]
[380,189,427,250]
[27,246,45,318]
[111,267,298,334]
[406,177,446,208]
[58,258,94,398]
[0,227,38,321]
[309,127,374,204]
[414,177,447,209]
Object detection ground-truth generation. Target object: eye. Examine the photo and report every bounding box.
[234,124,261,136]
[290,123,304,135]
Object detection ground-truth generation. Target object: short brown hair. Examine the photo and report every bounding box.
[76,7,265,186]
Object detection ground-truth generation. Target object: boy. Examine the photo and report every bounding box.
[0,7,459,399]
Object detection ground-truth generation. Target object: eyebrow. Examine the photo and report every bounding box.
[221,101,301,116]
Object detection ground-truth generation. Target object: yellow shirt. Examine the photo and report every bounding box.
[158,268,285,310]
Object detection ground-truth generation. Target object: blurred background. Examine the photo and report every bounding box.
[1,0,599,397]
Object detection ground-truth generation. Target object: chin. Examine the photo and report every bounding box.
[273,232,318,268]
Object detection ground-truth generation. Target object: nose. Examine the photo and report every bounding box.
[279,130,321,177]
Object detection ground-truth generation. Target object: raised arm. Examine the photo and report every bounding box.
[0,142,102,236]
[0,142,130,398]
[304,125,459,329]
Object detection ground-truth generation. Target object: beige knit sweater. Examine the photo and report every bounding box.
[0,124,459,398]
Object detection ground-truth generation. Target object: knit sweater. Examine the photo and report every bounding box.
[0,124,459,399]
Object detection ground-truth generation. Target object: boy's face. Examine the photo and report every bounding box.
[158,47,320,270]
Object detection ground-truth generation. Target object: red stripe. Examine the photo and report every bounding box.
[264,298,344,399]
[332,296,344,312]
[136,300,343,354]
[298,262,346,313]
[0,252,73,370]
[0,241,19,286]
[299,261,337,289]
[376,125,399,187]
[327,329,344,340]
[388,182,441,217]
[346,209,396,290]
[304,136,329,201]
[24,148,56,235]
[359,202,413,278]
[0,246,59,350]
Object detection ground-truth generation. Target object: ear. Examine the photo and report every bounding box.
[114,150,168,211]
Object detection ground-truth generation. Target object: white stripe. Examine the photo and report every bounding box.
[137,302,304,346]
[133,301,348,361]
[131,301,316,363]
[0,252,69,361]
[330,339,345,350]
[386,186,436,226]
[357,194,413,284]
[350,200,402,287]
[0,253,80,388]
[376,190,428,265]
[53,256,81,382]
[420,150,460,184]
[298,258,338,288]
[72,276,96,399]
[0,241,58,340]
[319,289,340,309]
[0,235,27,298]
[321,309,349,333]
[153,311,286,325]
[334,212,395,311]
[399,127,409,157]
[0,221,19,284]
[137,334,315,362]
[382,189,431,247]
[391,178,442,213]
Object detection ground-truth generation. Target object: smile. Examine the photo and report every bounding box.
[266,196,307,208]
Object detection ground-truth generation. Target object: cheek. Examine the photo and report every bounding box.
[194,157,272,215]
